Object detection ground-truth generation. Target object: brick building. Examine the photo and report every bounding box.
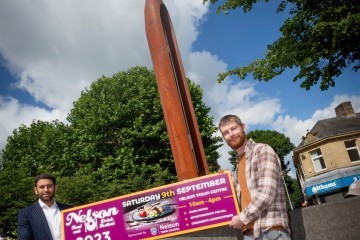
[293,101,360,204]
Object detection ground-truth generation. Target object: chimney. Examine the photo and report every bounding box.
[335,101,355,117]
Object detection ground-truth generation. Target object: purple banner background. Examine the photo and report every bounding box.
[62,172,239,240]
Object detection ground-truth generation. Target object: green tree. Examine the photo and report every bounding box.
[289,177,304,209]
[67,66,221,196]
[0,167,34,238]
[1,120,75,176]
[204,0,360,90]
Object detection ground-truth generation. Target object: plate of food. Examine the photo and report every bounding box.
[132,202,175,221]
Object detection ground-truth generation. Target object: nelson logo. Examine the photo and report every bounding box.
[150,227,158,236]
[65,207,119,232]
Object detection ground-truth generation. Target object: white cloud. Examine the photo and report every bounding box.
[0,96,66,149]
[313,95,360,120]
[273,94,360,147]
[0,0,153,112]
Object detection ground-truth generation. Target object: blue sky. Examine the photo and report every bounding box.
[194,1,359,117]
[0,0,359,177]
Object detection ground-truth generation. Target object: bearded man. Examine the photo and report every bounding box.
[219,115,291,240]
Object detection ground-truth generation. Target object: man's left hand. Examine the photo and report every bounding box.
[229,215,244,229]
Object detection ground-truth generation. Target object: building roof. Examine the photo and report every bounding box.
[296,113,360,149]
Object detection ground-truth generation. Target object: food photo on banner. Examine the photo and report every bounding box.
[61,172,240,240]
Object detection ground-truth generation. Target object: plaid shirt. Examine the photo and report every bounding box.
[235,139,290,239]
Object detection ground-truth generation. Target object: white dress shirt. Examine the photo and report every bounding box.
[39,199,61,240]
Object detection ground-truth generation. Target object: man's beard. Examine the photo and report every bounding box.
[227,134,245,149]
[38,193,55,202]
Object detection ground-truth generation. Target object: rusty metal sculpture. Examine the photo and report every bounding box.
[145,0,209,181]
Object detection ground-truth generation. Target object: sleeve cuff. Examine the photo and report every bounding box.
[239,212,250,225]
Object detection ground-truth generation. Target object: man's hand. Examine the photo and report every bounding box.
[229,215,244,229]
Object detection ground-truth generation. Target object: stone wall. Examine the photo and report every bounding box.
[289,197,360,240]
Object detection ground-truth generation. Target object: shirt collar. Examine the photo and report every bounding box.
[236,138,256,162]
[245,138,256,152]
[38,199,58,209]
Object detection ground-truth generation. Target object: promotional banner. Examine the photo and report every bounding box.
[62,172,239,240]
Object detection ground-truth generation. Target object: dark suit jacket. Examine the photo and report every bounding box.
[17,201,72,240]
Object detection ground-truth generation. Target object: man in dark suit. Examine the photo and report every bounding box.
[17,173,72,240]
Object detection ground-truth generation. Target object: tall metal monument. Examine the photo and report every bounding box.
[145,0,209,181]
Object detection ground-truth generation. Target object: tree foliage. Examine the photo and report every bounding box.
[204,0,360,90]
[0,66,222,238]
[0,167,34,238]
[67,66,177,188]
[289,177,304,209]
[1,120,75,176]
[67,66,221,189]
